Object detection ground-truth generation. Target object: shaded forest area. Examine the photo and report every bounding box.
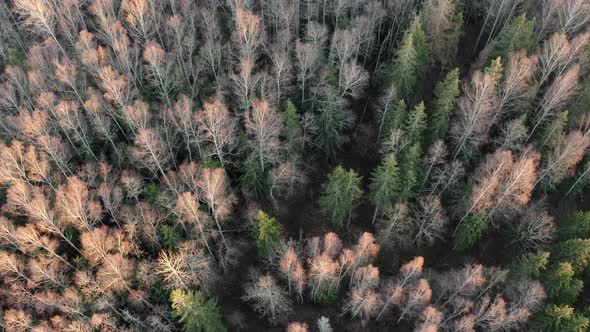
[0,0,590,331]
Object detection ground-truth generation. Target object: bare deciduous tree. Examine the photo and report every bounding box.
[452,71,499,159]
[242,274,293,325]
[473,295,508,331]
[423,0,461,66]
[196,98,237,167]
[167,94,201,160]
[98,65,135,108]
[56,176,103,232]
[131,128,172,178]
[232,58,260,112]
[120,0,160,44]
[530,64,580,139]
[3,309,33,331]
[376,203,413,250]
[279,245,306,301]
[156,241,215,292]
[378,256,425,320]
[96,253,135,293]
[414,305,443,332]
[398,279,433,323]
[245,99,284,171]
[538,130,590,188]
[234,8,264,60]
[498,51,538,114]
[510,200,555,251]
[435,264,486,308]
[456,150,513,232]
[175,191,213,257]
[287,321,309,332]
[343,287,382,325]
[28,256,68,288]
[80,226,133,267]
[268,161,306,209]
[338,61,368,98]
[143,41,176,107]
[412,196,448,247]
[486,149,539,222]
[198,167,236,248]
[295,40,321,105]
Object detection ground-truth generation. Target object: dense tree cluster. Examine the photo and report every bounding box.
[0,0,589,331]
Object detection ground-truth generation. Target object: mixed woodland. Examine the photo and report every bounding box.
[1,0,590,331]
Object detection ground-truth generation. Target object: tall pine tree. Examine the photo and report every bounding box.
[255,210,283,257]
[319,166,364,227]
[368,154,401,224]
[491,14,536,61]
[430,68,460,143]
[391,16,428,102]
[170,289,226,332]
[453,211,487,251]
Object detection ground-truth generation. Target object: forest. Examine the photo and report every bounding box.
[0,0,589,331]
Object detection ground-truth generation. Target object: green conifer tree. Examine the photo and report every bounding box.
[538,111,569,148]
[283,100,303,156]
[255,210,283,257]
[558,211,590,241]
[170,289,226,332]
[491,14,536,61]
[535,305,589,332]
[368,154,401,224]
[546,262,584,305]
[313,87,350,160]
[399,143,422,201]
[509,251,550,280]
[379,99,406,142]
[403,102,427,144]
[550,239,590,274]
[430,68,460,142]
[484,56,503,83]
[391,16,428,102]
[453,211,487,251]
[319,166,364,227]
[239,156,268,198]
[411,16,429,87]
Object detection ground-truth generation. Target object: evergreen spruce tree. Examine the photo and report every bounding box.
[550,239,590,274]
[411,16,429,88]
[558,211,590,241]
[391,16,428,102]
[430,68,460,143]
[509,251,550,280]
[484,56,503,83]
[572,74,590,115]
[403,102,427,144]
[491,14,536,61]
[535,305,589,332]
[319,166,364,227]
[538,111,569,148]
[545,262,584,305]
[368,154,401,224]
[379,99,406,142]
[313,87,350,160]
[399,143,422,201]
[283,100,303,156]
[255,210,283,257]
[239,156,268,198]
[453,212,487,251]
[170,289,226,332]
